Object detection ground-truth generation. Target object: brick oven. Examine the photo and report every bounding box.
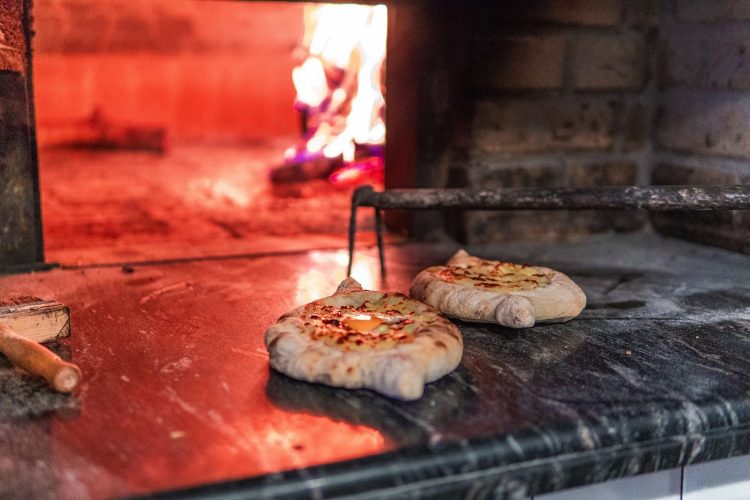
[2,0,749,270]
[1,1,750,498]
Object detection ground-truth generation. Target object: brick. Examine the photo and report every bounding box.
[464,163,566,242]
[661,31,750,90]
[651,163,739,228]
[568,211,646,233]
[33,0,301,54]
[472,99,616,154]
[572,34,646,89]
[464,211,573,244]
[677,0,750,22]
[567,162,638,187]
[567,162,644,233]
[473,35,566,90]
[656,89,750,159]
[652,212,750,253]
[462,160,647,243]
[735,206,750,246]
[651,163,741,184]
[55,6,110,53]
[625,0,659,27]
[29,8,64,49]
[462,160,646,244]
[468,162,567,189]
[0,44,22,72]
[110,14,158,52]
[651,163,750,254]
[154,12,195,52]
[464,209,645,244]
[623,102,650,151]
[517,0,621,26]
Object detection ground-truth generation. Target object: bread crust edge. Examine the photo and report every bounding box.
[410,251,586,328]
[265,280,464,400]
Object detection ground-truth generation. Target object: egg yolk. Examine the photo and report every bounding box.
[343,315,384,332]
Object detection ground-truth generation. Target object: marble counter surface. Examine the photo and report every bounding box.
[1,234,749,498]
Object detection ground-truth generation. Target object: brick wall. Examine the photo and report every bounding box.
[436,0,749,254]
[452,0,655,244]
[652,0,750,253]
[32,0,302,145]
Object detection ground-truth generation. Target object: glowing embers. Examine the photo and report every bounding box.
[274,3,386,187]
[328,155,383,187]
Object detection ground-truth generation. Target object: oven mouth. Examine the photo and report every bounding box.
[30,1,389,267]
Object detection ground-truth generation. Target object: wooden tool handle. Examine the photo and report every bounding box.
[0,324,81,393]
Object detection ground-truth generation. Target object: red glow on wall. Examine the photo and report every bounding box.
[33,0,304,146]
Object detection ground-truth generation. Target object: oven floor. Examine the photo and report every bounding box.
[0,233,749,498]
[38,143,379,266]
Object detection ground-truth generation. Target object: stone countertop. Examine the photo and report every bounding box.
[0,233,749,498]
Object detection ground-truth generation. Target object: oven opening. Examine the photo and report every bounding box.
[3,1,750,498]
[33,1,386,266]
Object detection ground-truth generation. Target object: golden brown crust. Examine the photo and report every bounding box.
[410,250,586,328]
[300,293,428,350]
[427,259,552,292]
[265,279,463,400]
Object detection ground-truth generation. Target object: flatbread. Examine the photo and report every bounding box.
[410,250,586,328]
[265,278,463,400]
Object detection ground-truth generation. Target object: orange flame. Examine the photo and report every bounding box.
[290,4,387,163]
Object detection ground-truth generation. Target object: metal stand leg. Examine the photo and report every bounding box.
[347,185,378,278]
[347,198,358,277]
[375,208,386,279]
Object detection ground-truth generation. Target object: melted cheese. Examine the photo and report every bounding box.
[301,293,434,351]
[431,260,552,292]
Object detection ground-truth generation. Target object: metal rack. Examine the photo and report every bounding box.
[347,184,750,277]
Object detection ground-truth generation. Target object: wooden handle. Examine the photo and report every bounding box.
[0,324,81,393]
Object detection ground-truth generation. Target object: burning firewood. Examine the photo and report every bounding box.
[272,4,386,186]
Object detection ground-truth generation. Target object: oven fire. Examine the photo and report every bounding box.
[273,3,387,188]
